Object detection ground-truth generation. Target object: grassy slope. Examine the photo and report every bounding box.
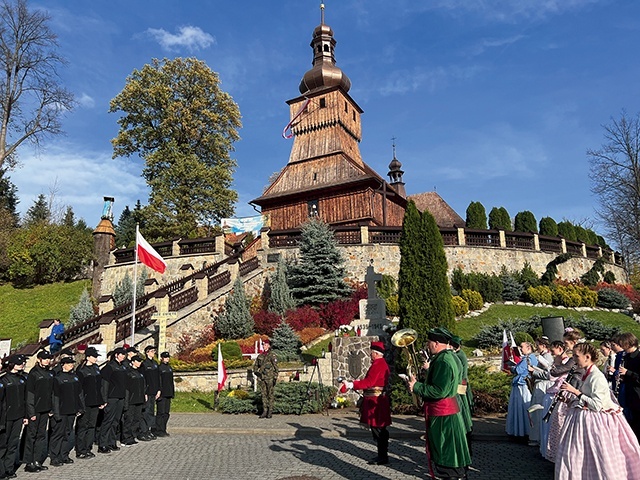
[0,280,90,345]
[456,303,640,350]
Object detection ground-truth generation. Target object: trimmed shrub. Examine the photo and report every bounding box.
[541,253,572,285]
[460,289,483,310]
[252,309,281,336]
[566,317,621,341]
[468,365,511,415]
[526,285,553,304]
[603,271,616,284]
[450,268,502,303]
[451,296,469,316]
[595,283,640,311]
[474,318,542,349]
[218,341,243,361]
[514,331,534,346]
[578,287,598,308]
[539,217,558,237]
[465,201,488,229]
[516,262,540,289]
[297,327,327,345]
[285,306,321,331]
[552,285,582,307]
[514,211,538,233]
[273,382,336,415]
[597,288,631,309]
[488,206,512,231]
[318,298,358,330]
[385,294,399,316]
[557,221,577,241]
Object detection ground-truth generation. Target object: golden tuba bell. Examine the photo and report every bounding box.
[391,328,425,407]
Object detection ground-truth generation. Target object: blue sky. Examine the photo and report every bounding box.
[7,0,640,241]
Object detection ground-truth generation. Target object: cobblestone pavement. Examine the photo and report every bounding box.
[14,412,555,480]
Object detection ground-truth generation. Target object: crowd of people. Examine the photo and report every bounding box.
[506,328,640,479]
[0,344,175,478]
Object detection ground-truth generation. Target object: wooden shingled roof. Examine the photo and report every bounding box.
[408,191,464,228]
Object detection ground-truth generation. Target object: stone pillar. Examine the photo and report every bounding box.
[457,227,466,246]
[598,246,603,258]
[194,272,208,301]
[561,238,567,254]
[216,234,225,254]
[228,259,239,282]
[581,243,587,257]
[98,314,117,352]
[39,319,55,342]
[533,234,540,251]
[172,239,180,256]
[98,296,114,315]
[360,225,369,244]
[499,230,506,248]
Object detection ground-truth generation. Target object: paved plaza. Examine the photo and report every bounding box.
[18,411,554,480]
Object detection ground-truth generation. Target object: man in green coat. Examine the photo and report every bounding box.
[254,338,278,418]
[450,334,473,454]
[409,328,471,480]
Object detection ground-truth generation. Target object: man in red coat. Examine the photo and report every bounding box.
[342,341,391,465]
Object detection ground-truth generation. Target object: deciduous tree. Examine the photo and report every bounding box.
[110,57,241,238]
[588,111,640,265]
[0,0,74,172]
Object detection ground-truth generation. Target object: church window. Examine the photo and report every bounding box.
[308,200,319,217]
[353,111,356,121]
[313,172,318,181]
[324,44,329,52]
[344,101,348,112]
[319,98,326,108]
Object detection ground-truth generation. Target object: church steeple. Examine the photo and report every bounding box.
[299,3,351,94]
[388,139,406,197]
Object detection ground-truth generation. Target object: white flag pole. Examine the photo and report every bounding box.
[132,224,139,346]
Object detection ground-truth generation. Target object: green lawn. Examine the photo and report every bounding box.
[172,391,217,412]
[0,280,90,345]
[456,303,640,351]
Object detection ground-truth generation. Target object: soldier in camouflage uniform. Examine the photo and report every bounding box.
[254,338,278,419]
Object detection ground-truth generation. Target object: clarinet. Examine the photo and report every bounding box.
[614,352,626,398]
[543,365,577,423]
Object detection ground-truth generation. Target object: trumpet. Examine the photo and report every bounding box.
[391,328,427,407]
[543,365,577,423]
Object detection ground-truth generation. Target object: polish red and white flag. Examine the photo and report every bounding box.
[217,343,227,392]
[136,229,167,274]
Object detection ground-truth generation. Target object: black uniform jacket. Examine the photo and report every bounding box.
[101,360,128,399]
[26,364,54,417]
[77,363,105,407]
[53,371,84,418]
[2,371,26,421]
[159,363,175,398]
[142,358,161,396]
[125,368,146,407]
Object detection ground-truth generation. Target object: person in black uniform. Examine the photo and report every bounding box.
[50,348,75,377]
[123,347,138,370]
[122,356,147,445]
[75,347,105,459]
[155,352,174,437]
[141,346,160,440]
[24,350,54,473]
[0,354,27,478]
[98,347,127,453]
[50,357,84,467]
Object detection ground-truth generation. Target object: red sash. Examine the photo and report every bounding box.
[424,396,460,479]
[424,396,460,418]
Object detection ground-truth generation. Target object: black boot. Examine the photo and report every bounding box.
[377,427,389,464]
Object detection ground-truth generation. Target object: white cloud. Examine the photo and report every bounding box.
[145,25,215,52]
[378,65,483,96]
[10,143,147,224]
[467,35,526,56]
[77,93,95,109]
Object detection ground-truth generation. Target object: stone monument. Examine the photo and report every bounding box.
[350,261,393,336]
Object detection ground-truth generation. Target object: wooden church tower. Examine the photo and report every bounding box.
[251,5,407,231]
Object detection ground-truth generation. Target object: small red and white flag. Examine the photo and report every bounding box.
[136,228,167,274]
[501,330,521,372]
[217,343,227,392]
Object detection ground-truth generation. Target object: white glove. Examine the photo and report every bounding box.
[344,381,354,390]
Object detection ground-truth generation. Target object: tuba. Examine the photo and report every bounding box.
[391,328,427,407]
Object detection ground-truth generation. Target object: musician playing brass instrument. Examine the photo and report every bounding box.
[408,327,471,480]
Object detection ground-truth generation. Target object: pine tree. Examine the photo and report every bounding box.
[465,201,487,229]
[115,206,136,247]
[215,277,254,339]
[69,289,95,327]
[269,257,295,316]
[24,194,50,225]
[288,218,351,306]
[271,320,301,359]
[488,206,512,231]
[112,270,146,306]
[398,201,454,340]
[514,210,538,233]
[0,169,19,227]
